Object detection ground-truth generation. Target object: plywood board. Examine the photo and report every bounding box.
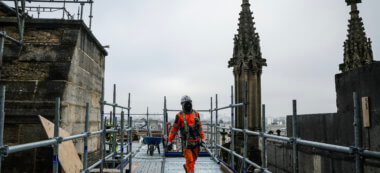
[39,115,83,173]
[362,97,370,127]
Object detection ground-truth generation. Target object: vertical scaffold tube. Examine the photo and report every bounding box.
[0,33,4,79]
[292,100,298,173]
[128,93,132,173]
[215,94,219,157]
[147,107,151,137]
[83,103,90,170]
[89,1,93,29]
[210,97,213,155]
[261,104,266,169]
[100,78,105,172]
[353,92,362,173]
[112,84,116,167]
[53,97,60,173]
[0,86,6,172]
[243,82,248,173]
[230,85,235,169]
[120,111,125,173]
[164,97,167,144]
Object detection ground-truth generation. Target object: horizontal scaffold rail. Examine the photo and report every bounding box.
[1,0,93,3]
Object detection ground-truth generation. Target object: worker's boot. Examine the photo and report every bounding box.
[183,164,188,173]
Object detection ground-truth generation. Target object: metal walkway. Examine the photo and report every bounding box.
[131,143,223,173]
[164,157,223,173]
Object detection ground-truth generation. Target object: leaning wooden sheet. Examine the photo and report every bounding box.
[39,115,83,173]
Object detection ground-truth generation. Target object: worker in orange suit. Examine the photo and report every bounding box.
[167,95,205,173]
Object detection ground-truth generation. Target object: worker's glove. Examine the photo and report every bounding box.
[167,142,173,151]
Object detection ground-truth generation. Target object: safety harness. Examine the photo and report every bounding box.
[182,111,199,134]
[181,111,201,149]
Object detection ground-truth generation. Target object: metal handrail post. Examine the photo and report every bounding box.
[112,84,117,167]
[243,82,248,173]
[147,107,151,137]
[53,97,61,173]
[83,103,90,171]
[100,78,105,172]
[164,97,167,143]
[127,94,131,149]
[0,33,4,79]
[127,93,132,172]
[119,111,125,173]
[230,85,235,169]
[215,94,219,157]
[353,92,362,173]
[210,97,213,155]
[128,116,132,172]
[0,86,6,172]
[261,104,266,169]
[292,100,298,173]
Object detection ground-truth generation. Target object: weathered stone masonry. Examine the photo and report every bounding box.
[0,12,107,172]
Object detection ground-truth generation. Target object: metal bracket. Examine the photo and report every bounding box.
[350,146,363,155]
[0,145,9,157]
[55,137,63,144]
[289,137,297,144]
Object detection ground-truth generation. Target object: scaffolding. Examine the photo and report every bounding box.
[0,79,134,173]
[1,78,380,172]
[162,82,380,173]
[1,0,94,26]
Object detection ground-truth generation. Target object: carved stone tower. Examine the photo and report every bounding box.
[339,0,373,72]
[228,0,266,167]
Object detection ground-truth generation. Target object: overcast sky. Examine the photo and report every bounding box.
[16,0,380,121]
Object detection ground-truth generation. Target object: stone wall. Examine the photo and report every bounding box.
[1,17,107,172]
[268,62,380,173]
[267,139,380,173]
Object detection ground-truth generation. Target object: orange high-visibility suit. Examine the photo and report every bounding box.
[168,111,205,173]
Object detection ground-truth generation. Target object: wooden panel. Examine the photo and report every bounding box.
[39,115,83,173]
[362,97,370,127]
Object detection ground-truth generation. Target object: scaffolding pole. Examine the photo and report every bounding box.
[292,100,298,173]
[230,85,235,169]
[53,97,61,173]
[112,84,117,167]
[0,86,5,173]
[119,111,125,173]
[215,94,219,157]
[261,104,266,170]
[83,103,90,170]
[243,81,248,173]
[100,78,105,172]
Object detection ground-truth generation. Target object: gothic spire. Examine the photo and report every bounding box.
[339,0,373,72]
[228,0,266,74]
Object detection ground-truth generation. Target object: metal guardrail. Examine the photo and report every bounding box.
[0,79,134,173]
[2,76,380,173]
[163,82,380,173]
[206,83,380,173]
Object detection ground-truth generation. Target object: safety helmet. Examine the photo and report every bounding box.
[180,95,192,105]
